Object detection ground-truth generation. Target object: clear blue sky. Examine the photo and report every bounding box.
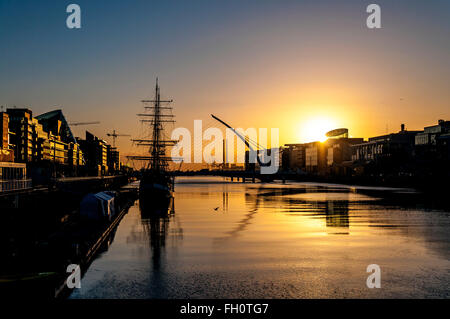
[1,0,449,153]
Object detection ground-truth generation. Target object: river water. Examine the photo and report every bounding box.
[70,176,450,298]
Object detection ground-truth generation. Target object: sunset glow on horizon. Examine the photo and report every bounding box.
[297,117,338,143]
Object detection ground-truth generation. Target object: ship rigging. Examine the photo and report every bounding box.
[127,78,176,213]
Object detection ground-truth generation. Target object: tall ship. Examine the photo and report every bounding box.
[128,79,176,213]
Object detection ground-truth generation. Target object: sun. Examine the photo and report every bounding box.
[298,117,337,143]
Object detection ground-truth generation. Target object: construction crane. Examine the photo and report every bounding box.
[107,129,131,148]
[68,121,101,126]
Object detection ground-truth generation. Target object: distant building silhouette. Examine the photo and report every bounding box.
[351,124,421,176]
[282,122,450,182]
[77,131,108,176]
[283,128,363,176]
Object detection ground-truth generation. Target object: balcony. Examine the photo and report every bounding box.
[0,179,32,192]
[0,162,32,192]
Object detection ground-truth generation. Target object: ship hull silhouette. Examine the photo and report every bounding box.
[139,171,173,215]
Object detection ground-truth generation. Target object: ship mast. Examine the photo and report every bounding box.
[128,78,176,171]
[151,78,162,170]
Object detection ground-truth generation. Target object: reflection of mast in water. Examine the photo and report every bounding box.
[222,188,229,212]
[139,200,183,271]
[140,215,170,270]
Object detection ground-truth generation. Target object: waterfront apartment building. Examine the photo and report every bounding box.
[352,124,420,163]
[107,145,120,173]
[326,137,364,176]
[36,110,79,165]
[6,108,34,163]
[78,131,108,176]
[415,120,450,146]
[303,137,364,176]
[283,144,306,172]
[43,133,69,164]
[305,142,327,174]
[351,124,421,176]
[1,112,9,149]
[0,112,14,162]
[2,107,130,179]
[1,111,30,191]
[282,128,363,175]
[414,120,450,175]
[6,108,84,169]
[69,142,84,167]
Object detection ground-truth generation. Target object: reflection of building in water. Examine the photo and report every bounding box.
[284,198,350,233]
[324,200,349,228]
[262,186,351,234]
[324,192,349,231]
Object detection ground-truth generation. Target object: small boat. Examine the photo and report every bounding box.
[80,191,117,221]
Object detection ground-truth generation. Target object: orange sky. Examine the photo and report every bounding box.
[1,0,449,166]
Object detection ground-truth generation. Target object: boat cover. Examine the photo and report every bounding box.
[80,192,116,221]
